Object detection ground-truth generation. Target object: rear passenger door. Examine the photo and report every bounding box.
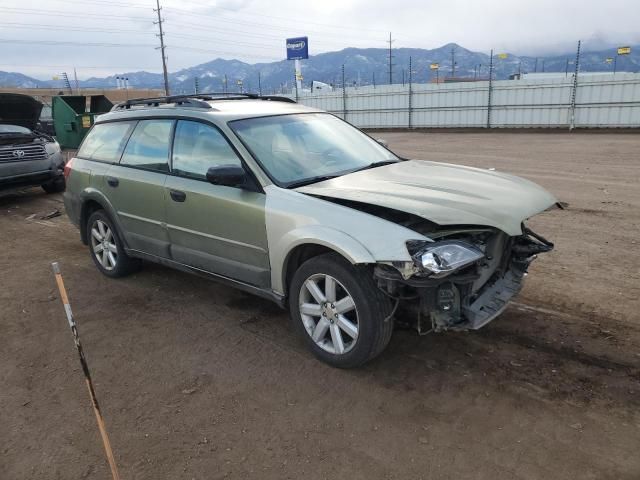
[165,120,270,288]
[105,119,173,258]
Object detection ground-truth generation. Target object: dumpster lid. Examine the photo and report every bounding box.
[0,93,43,131]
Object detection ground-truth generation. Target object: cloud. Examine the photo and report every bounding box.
[0,0,637,79]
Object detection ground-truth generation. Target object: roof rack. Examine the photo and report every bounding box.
[111,93,296,111]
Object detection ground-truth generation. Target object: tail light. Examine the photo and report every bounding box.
[63,157,75,180]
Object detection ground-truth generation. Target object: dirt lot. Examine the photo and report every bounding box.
[1,132,639,479]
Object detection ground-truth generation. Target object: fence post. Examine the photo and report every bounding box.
[487,49,494,129]
[569,40,581,131]
[408,56,413,129]
[342,64,347,120]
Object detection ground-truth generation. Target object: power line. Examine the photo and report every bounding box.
[0,38,282,61]
[44,0,387,33]
[0,5,378,43]
[0,39,156,48]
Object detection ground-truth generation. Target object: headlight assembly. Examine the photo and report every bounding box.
[412,240,484,278]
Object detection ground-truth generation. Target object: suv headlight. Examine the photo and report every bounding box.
[45,141,61,156]
[412,240,484,278]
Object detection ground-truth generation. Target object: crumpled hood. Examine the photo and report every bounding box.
[295,160,557,236]
[0,93,43,131]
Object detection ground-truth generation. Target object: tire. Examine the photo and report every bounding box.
[289,252,394,368]
[86,210,140,278]
[42,177,65,194]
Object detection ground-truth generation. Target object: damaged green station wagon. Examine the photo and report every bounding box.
[64,94,556,368]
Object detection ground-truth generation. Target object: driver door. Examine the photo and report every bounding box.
[165,120,270,288]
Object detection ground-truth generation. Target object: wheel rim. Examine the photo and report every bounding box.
[298,273,359,355]
[90,219,118,271]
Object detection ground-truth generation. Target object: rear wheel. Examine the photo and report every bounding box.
[42,177,65,194]
[289,253,394,368]
[87,210,140,278]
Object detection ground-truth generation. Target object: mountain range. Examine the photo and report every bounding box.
[1,43,638,93]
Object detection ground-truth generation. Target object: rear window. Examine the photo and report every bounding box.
[120,119,173,172]
[77,121,135,163]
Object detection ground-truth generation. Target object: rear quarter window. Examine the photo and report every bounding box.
[77,121,136,163]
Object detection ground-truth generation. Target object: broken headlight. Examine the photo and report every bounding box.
[412,240,484,278]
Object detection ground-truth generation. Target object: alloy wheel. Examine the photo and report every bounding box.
[90,219,118,271]
[298,273,359,355]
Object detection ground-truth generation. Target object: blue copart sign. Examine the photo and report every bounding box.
[286,37,309,60]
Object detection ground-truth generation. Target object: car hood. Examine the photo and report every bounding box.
[0,93,43,131]
[295,160,557,236]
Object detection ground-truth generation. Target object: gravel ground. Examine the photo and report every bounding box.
[1,131,639,479]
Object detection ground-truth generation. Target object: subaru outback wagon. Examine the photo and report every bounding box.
[64,94,556,368]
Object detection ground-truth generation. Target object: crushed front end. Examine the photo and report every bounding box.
[374,226,554,334]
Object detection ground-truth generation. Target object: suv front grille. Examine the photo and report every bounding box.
[0,144,47,163]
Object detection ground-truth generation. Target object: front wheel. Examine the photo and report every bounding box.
[289,253,394,368]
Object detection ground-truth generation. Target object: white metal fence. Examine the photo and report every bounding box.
[295,73,640,129]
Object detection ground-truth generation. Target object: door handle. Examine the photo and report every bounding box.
[170,189,186,202]
[106,176,119,187]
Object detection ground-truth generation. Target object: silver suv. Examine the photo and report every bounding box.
[0,93,64,193]
[64,94,556,368]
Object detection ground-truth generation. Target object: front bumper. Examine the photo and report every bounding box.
[0,151,64,190]
[374,228,553,333]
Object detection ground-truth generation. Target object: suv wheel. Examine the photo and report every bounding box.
[289,253,394,368]
[42,177,65,194]
[87,210,140,278]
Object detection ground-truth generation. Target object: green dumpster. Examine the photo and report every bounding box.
[52,95,113,149]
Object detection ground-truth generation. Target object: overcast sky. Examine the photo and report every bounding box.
[1,0,638,80]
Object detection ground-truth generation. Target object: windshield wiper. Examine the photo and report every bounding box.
[351,159,399,173]
[286,174,342,189]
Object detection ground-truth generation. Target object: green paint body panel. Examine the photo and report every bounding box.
[164,176,270,287]
[104,165,170,258]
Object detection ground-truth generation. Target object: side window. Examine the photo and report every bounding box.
[77,121,135,163]
[120,119,173,172]
[172,120,242,181]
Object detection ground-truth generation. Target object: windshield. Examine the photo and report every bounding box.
[229,113,398,187]
[0,124,31,134]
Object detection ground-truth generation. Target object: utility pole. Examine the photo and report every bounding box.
[223,74,228,94]
[154,0,170,96]
[73,68,80,94]
[408,56,413,129]
[372,71,376,88]
[565,58,569,76]
[341,64,347,120]
[541,59,545,72]
[451,46,456,78]
[258,72,262,96]
[194,77,199,94]
[569,40,581,131]
[534,58,538,73]
[487,49,494,129]
[387,32,394,84]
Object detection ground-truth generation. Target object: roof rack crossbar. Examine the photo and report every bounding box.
[112,92,296,111]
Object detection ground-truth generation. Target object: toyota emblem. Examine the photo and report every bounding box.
[12,150,25,158]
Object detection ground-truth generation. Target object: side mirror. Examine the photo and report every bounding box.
[376,138,388,148]
[206,165,246,187]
